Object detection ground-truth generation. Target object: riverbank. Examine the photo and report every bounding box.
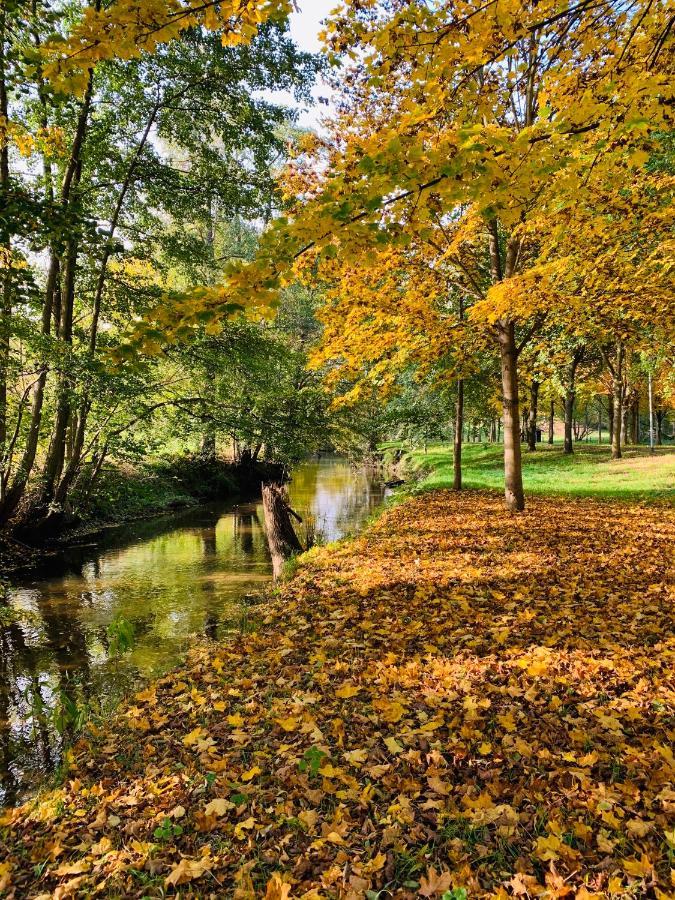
[1,489,672,898]
[0,456,283,575]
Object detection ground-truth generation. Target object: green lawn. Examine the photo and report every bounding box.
[404,442,675,502]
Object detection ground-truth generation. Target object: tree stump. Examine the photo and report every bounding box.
[261,483,303,578]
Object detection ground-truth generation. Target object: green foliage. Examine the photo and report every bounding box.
[107,616,135,656]
[153,817,184,842]
[297,746,327,779]
[52,692,89,736]
[0,8,329,527]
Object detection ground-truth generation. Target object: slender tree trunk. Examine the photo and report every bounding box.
[39,75,94,507]
[564,348,584,454]
[55,104,160,507]
[42,245,76,495]
[498,321,524,512]
[564,395,574,453]
[0,62,94,524]
[608,394,614,446]
[488,218,526,510]
[648,372,655,454]
[527,381,539,451]
[453,297,464,489]
[632,396,640,444]
[656,409,664,446]
[0,256,59,525]
[611,344,624,460]
[453,378,463,490]
[548,400,554,445]
[597,399,602,445]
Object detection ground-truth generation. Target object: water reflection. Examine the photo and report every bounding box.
[0,457,384,805]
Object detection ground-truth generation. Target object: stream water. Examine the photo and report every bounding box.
[0,456,386,806]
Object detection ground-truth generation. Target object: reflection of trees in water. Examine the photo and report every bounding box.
[288,461,385,543]
[234,506,261,556]
[0,582,99,805]
[201,526,217,557]
[0,618,54,805]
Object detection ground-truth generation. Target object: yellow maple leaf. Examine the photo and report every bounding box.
[344,748,369,766]
[335,683,361,698]
[205,798,235,817]
[535,834,562,861]
[0,863,11,892]
[275,716,299,732]
[622,855,654,877]
[373,698,406,722]
[497,712,517,733]
[264,872,292,900]
[165,856,212,887]
[182,726,207,747]
[234,816,256,839]
[384,736,404,754]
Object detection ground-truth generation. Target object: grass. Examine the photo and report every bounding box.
[404,441,675,502]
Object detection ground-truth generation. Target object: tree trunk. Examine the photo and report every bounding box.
[262,483,303,578]
[608,394,614,446]
[0,254,59,525]
[498,321,524,512]
[611,344,624,460]
[597,399,603,445]
[453,378,463,490]
[656,409,664,446]
[201,430,217,459]
[26,71,95,515]
[527,381,539,451]
[548,400,554,445]
[632,396,639,444]
[54,100,162,508]
[41,244,77,501]
[563,347,584,454]
[648,372,654,454]
[564,394,574,454]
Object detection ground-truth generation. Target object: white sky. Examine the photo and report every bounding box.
[266,1,339,129]
[289,0,338,53]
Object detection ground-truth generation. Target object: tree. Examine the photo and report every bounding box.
[153,0,671,511]
[0,2,319,527]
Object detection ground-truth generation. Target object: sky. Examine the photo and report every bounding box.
[266,0,338,129]
[289,0,337,53]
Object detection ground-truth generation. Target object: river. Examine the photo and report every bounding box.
[0,456,386,806]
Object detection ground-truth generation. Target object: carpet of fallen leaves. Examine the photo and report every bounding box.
[1,491,674,899]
